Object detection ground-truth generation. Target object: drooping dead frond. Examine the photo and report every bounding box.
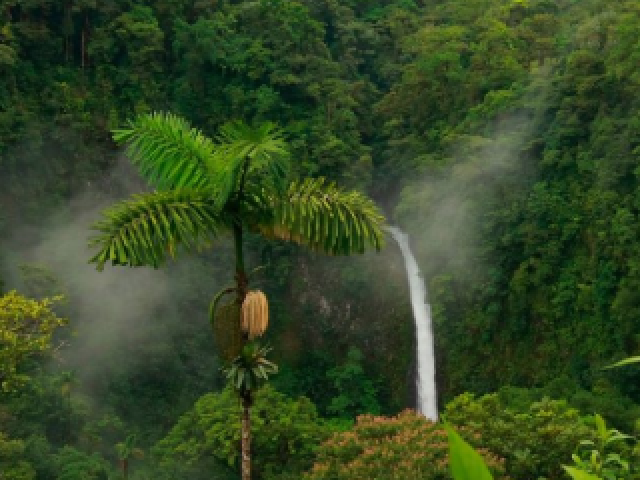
[213,302,244,362]
[241,291,269,339]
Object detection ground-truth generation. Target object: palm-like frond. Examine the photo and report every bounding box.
[112,112,219,192]
[89,189,228,270]
[214,120,290,196]
[258,178,386,255]
[224,343,278,394]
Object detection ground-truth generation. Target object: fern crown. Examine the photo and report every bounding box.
[90,112,386,270]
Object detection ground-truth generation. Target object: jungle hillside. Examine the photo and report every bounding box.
[2,0,640,478]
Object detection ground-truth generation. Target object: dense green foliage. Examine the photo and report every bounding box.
[0,291,66,391]
[398,0,640,403]
[153,385,331,479]
[445,391,597,479]
[2,0,640,477]
[0,432,36,480]
[565,414,637,479]
[325,347,381,418]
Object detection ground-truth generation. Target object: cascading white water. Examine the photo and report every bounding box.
[388,227,438,422]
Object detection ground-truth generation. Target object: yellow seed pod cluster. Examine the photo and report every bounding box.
[241,290,269,339]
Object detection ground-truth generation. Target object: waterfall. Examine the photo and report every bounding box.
[388,227,438,422]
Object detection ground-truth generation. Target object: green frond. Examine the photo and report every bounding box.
[88,189,228,271]
[113,112,220,192]
[223,343,278,395]
[214,120,290,195]
[259,178,386,255]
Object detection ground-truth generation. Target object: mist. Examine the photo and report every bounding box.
[1,156,228,394]
[393,76,550,283]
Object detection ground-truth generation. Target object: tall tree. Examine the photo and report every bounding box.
[87,112,386,479]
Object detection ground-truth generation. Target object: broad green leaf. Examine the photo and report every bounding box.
[604,356,640,369]
[445,424,493,480]
[595,414,606,439]
[563,466,602,480]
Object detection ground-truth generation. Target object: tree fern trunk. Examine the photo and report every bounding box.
[233,223,248,305]
[235,222,251,479]
[120,458,129,480]
[241,395,251,480]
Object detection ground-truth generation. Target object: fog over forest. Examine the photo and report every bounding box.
[1,0,640,478]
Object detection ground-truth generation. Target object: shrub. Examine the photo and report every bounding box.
[305,410,507,479]
[444,392,596,479]
[0,432,36,480]
[153,385,331,479]
[52,447,111,480]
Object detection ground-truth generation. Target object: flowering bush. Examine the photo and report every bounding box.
[305,410,507,479]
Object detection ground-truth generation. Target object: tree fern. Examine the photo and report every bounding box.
[91,111,387,480]
[93,116,385,265]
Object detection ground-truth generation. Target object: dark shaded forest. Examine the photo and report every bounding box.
[1,0,640,478]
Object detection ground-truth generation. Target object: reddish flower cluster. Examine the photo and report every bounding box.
[305,409,507,479]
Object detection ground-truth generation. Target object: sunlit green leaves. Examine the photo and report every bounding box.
[113,112,220,192]
[565,414,634,479]
[604,356,640,369]
[562,466,601,480]
[0,291,67,392]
